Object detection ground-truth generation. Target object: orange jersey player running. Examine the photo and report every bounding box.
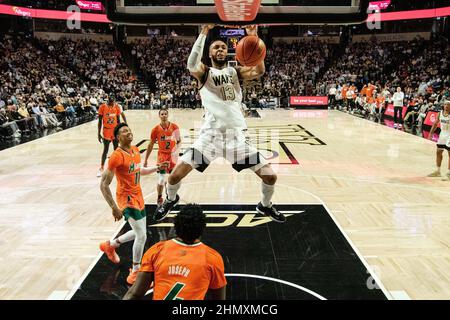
[99,123,169,285]
[123,204,227,300]
[97,95,127,178]
[143,108,181,206]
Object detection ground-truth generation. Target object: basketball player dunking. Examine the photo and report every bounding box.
[154,25,286,223]
[427,100,450,180]
[143,108,181,206]
[99,123,169,285]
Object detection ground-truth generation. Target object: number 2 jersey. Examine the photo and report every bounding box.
[140,239,227,300]
[150,122,180,154]
[107,146,144,211]
[199,66,246,130]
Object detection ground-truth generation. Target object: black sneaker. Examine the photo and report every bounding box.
[256,202,286,223]
[153,194,180,221]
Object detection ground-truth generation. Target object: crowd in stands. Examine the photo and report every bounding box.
[1,31,449,141]
[131,37,201,109]
[261,40,335,102]
[39,38,139,107]
[0,35,98,139]
[322,38,449,128]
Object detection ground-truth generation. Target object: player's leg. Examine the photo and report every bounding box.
[156,172,166,206]
[156,153,174,205]
[230,131,286,223]
[428,148,444,177]
[254,164,286,223]
[98,139,111,177]
[155,127,219,220]
[99,229,136,264]
[126,214,147,285]
[153,162,193,221]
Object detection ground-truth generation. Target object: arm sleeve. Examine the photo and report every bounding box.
[187,34,206,73]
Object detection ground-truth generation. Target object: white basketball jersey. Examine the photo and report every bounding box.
[439,111,450,133]
[199,66,246,130]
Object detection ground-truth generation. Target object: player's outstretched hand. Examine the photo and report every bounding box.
[112,207,123,222]
[143,161,148,168]
[98,133,103,143]
[157,161,170,170]
[201,24,215,33]
[245,25,258,36]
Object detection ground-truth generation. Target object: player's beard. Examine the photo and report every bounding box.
[212,56,227,68]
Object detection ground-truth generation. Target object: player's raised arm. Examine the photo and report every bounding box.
[235,25,266,80]
[100,169,123,221]
[141,162,169,176]
[187,25,213,82]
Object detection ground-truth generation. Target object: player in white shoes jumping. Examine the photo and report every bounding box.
[154,25,285,223]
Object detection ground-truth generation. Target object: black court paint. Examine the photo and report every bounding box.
[71,204,388,300]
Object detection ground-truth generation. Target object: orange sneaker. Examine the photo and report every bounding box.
[127,268,139,285]
[99,241,120,264]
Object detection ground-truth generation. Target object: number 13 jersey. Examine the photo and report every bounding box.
[199,66,246,130]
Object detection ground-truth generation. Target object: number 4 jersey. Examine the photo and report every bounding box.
[107,146,144,211]
[140,238,227,300]
[199,66,246,130]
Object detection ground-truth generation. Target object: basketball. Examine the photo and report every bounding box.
[235,36,266,67]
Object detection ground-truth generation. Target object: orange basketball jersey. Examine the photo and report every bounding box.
[99,103,122,129]
[150,122,180,154]
[140,239,227,300]
[107,146,144,210]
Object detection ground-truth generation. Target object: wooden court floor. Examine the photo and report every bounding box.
[0,109,449,300]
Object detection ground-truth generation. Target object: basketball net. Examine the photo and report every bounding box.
[214,0,262,22]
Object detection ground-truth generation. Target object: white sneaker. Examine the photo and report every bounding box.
[427,170,441,178]
[393,123,398,128]
[97,168,103,178]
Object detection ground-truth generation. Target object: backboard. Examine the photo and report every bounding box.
[106,0,370,26]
